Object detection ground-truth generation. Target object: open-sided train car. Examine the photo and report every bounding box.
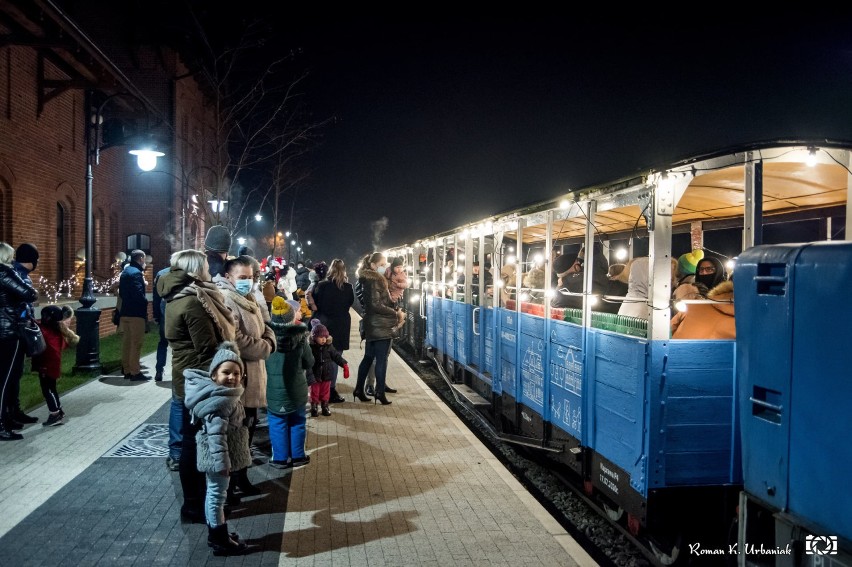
[388,140,851,565]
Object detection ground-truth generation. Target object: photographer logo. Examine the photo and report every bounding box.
[806,535,838,556]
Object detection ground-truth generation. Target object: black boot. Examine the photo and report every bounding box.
[207,523,248,556]
[180,498,205,524]
[233,468,261,496]
[374,393,392,406]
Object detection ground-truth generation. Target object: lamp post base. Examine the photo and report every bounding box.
[74,307,102,375]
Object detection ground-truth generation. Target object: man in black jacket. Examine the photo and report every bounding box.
[119,250,149,381]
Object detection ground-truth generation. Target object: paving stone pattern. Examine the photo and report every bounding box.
[0,314,592,566]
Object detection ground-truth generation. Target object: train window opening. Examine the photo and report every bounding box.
[751,386,783,424]
[755,263,787,296]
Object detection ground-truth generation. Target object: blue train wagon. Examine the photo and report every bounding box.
[736,242,852,567]
[386,140,852,564]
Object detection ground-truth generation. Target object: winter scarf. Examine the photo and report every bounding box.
[172,279,236,342]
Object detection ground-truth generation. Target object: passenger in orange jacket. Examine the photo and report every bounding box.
[671,280,735,339]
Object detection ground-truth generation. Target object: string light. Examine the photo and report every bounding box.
[806,147,818,167]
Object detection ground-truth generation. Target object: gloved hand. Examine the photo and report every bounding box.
[343,364,350,379]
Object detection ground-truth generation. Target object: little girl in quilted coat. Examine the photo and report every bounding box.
[184,341,251,556]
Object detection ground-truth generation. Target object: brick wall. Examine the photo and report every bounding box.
[0,44,217,293]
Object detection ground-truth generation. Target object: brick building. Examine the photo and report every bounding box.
[0,0,219,293]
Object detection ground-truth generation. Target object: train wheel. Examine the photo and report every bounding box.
[648,533,683,566]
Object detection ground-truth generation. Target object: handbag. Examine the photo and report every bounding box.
[18,316,46,357]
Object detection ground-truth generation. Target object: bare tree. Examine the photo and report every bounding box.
[169,9,331,245]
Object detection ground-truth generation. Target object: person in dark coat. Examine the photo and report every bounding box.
[118,249,150,381]
[306,320,349,417]
[295,262,311,292]
[311,258,355,403]
[0,242,39,439]
[10,242,40,425]
[205,225,231,278]
[353,253,402,405]
[551,242,614,313]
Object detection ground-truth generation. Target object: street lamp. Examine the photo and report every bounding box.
[75,90,165,374]
[142,163,219,249]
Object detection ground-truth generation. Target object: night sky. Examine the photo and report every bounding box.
[222,16,852,267]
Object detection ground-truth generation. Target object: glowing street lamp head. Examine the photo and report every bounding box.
[128,148,164,171]
[254,213,262,222]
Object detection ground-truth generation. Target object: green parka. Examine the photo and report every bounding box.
[265,321,313,415]
[156,268,236,398]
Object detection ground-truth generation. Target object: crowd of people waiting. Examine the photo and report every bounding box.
[0,226,411,557]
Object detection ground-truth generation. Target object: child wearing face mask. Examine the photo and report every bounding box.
[183,342,251,556]
[214,256,276,501]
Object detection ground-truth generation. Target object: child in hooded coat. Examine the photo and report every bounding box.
[307,319,348,417]
[265,296,314,469]
[183,342,251,556]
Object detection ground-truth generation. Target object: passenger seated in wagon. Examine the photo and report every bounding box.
[551,243,616,313]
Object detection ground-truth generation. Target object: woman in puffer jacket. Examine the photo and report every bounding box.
[0,242,39,440]
[352,253,403,405]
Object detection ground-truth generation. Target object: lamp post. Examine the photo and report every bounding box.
[285,232,312,263]
[75,90,164,374]
[241,213,262,244]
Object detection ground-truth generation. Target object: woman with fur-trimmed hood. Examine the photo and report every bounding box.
[671,280,735,339]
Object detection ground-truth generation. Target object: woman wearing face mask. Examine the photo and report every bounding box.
[694,257,727,290]
[353,252,403,405]
[214,256,276,500]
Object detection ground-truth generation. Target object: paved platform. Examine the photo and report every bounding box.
[0,312,594,566]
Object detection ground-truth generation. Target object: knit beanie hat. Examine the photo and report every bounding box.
[677,249,704,277]
[204,225,232,253]
[15,243,39,267]
[208,341,245,376]
[310,318,329,339]
[286,299,302,315]
[41,305,63,325]
[552,253,574,275]
[271,296,294,324]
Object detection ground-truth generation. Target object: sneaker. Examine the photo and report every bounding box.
[365,386,375,397]
[310,406,318,418]
[166,457,180,471]
[6,420,24,431]
[155,371,164,382]
[58,409,66,419]
[384,386,398,394]
[0,429,23,441]
[268,460,292,469]
[290,456,310,467]
[124,373,132,380]
[129,373,151,381]
[42,412,64,427]
[321,405,331,416]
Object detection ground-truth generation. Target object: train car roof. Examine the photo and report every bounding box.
[395,138,852,248]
